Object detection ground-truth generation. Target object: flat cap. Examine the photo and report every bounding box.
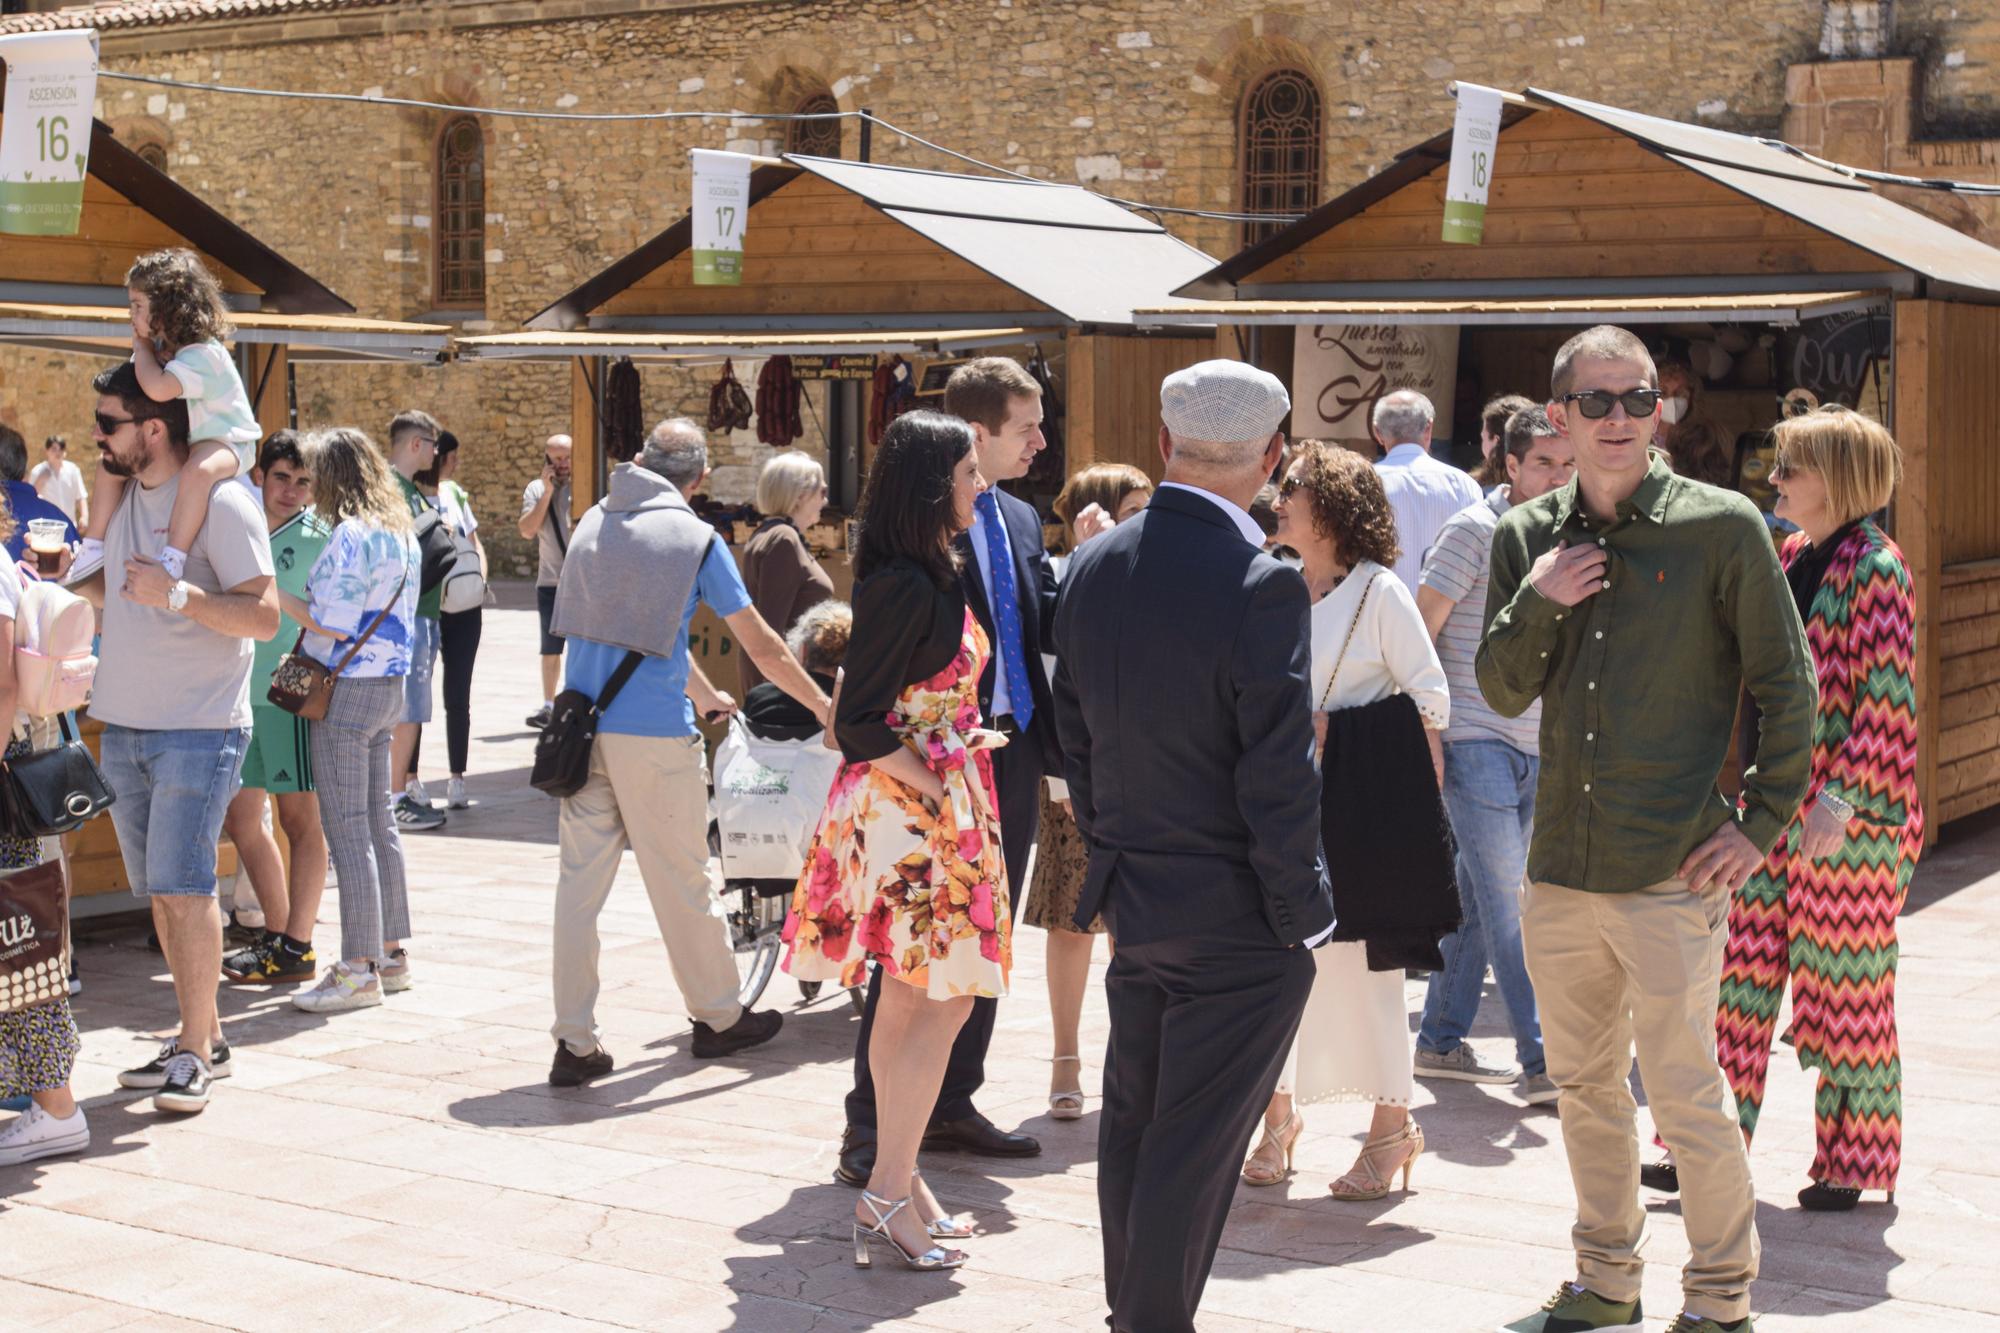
[1160,359,1290,443]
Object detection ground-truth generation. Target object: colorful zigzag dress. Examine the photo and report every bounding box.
[1715,518,1922,1192]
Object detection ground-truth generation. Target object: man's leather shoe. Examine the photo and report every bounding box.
[549,1041,614,1088]
[922,1112,1041,1158]
[690,1008,783,1058]
[834,1126,875,1187]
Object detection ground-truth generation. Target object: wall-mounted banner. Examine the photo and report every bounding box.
[1441,82,1503,246]
[1293,324,1459,449]
[0,30,99,236]
[691,149,752,286]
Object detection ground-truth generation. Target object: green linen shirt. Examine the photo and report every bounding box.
[1475,456,1817,893]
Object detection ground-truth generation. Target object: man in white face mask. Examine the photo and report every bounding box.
[1656,357,1732,489]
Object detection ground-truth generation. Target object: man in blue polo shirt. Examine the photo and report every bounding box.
[546,417,830,1089]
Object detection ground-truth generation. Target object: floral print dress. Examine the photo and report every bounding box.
[782,608,1011,1000]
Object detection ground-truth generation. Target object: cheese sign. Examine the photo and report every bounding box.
[691,148,752,285]
[1441,82,1503,245]
[0,30,99,236]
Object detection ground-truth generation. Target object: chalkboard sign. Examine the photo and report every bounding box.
[1778,308,1890,409]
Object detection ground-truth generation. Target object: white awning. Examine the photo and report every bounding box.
[1134,290,1887,327]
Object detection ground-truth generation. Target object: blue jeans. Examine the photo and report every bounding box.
[402,615,438,724]
[100,724,250,899]
[1417,738,1545,1075]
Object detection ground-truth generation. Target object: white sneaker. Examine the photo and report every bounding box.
[407,778,435,809]
[378,948,413,994]
[292,961,383,1013]
[446,777,469,809]
[0,1102,90,1166]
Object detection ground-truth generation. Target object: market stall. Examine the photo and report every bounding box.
[457,152,1221,694]
[0,102,450,910]
[1139,86,2000,836]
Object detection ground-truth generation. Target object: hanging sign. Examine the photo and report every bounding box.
[0,30,99,236]
[691,148,752,285]
[1292,324,1459,448]
[789,354,878,381]
[1441,82,1503,246]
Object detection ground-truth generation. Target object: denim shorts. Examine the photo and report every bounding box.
[403,614,440,724]
[100,724,250,899]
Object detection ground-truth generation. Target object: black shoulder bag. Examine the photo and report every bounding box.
[1,713,116,838]
[530,649,646,798]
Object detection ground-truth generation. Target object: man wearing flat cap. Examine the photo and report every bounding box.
[1052,359,1335,1333]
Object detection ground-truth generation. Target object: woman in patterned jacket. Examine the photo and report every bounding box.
[1647,405,1922,1211]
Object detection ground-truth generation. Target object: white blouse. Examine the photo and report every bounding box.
[1308,559,1450,729]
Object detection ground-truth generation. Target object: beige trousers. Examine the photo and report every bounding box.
[1523,878,1759,1323]
[551,732,743,1053]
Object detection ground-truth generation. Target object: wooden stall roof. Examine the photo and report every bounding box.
[0,69,350,313]
[1136,290,1887,327]
[527,154,1218,333]
[0,300,449,361]
[456,327,1059,363]
[1180,87,2000,304]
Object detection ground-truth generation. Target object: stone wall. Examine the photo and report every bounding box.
[6,0,1995,571]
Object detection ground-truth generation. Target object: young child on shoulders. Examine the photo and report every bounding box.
[73,248,260,582]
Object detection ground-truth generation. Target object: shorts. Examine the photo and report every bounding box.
[100,723,249,899]
[239,704,314,794]
[403,615,440,724]
[537,584,565,657]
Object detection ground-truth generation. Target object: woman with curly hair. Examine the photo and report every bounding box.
[73,249,260,589]
[1030,462,1153,1120]
[1239,441,1451,1201]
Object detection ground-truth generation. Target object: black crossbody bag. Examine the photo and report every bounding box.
[1,713,116,838]
[530,649,646,798]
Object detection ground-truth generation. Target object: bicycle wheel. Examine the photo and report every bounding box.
[731,887,785,1009]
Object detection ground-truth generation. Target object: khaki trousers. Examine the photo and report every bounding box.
[1523,878,1759,1323]
[552,733,743,1054]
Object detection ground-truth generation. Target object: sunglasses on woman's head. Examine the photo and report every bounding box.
[1557,388,1663,420]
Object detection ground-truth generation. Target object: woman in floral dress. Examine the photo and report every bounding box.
[784,411,1007,1271]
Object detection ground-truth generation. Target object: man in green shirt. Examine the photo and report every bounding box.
[387,410,446,832]
[221,432,331,985]
[1479,325,1816,1333]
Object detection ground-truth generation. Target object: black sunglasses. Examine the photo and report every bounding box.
[1558,388,1663,420]
[1277,475,1301,497]
[94,410,146,435]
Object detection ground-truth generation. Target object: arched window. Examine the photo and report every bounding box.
[434,115,485,310]
[787,91,841,158]
[135,142,169,173]
[1239,68,1322,247]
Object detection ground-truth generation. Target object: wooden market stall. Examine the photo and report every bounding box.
[457,152,1222,508]
[0,100,450,911]
[1138,86,2000,836]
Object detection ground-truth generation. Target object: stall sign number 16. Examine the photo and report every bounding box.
[36,116,74,165]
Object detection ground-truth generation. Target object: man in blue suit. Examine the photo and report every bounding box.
[0,424,79,564]
[1054,361,1334,1333]
[838,357,1072,1180]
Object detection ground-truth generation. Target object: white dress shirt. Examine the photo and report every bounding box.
[1373,442,1482,594]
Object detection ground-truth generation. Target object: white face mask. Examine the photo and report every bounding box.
[1660,395,1690,425]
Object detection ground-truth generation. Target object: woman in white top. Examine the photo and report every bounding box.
[1241,440,1450,1201]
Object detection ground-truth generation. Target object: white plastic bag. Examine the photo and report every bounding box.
[712,716,843,880]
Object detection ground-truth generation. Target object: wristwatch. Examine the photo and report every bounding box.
[1817,789,1854,822]
[167,580,189,613]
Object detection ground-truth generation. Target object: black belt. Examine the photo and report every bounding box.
[992,715,1022,739]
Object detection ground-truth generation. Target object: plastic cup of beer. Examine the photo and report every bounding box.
[26,519,67,576]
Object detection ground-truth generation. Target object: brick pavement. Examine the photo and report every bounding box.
[5,583,1997,1331]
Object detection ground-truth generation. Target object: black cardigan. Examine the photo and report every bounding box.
[834,558,966,764]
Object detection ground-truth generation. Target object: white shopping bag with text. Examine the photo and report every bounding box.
[712,716,842,880]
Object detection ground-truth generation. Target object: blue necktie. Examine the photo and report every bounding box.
[975,489,1033,731]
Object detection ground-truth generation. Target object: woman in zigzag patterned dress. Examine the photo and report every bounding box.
[1716,406,1922,1212]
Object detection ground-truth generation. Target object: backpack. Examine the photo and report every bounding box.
[437,525,485,614]
[13,578,97,718]
[411,504,456,595]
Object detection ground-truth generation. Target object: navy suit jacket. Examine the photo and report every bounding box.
[956,485,1060,774]
[1050,485,1335,948]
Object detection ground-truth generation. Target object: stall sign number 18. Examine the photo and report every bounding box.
[37,115,73,165]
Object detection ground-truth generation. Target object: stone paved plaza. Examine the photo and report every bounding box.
[5,587,1997,1332]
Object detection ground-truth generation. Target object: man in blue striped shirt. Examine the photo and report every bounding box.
[1412,405,1573,1105]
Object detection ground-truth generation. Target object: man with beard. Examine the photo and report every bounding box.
[79,362,278,1116]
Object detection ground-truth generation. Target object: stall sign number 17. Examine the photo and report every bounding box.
[37,115,73,164]
[715,205,738,240]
